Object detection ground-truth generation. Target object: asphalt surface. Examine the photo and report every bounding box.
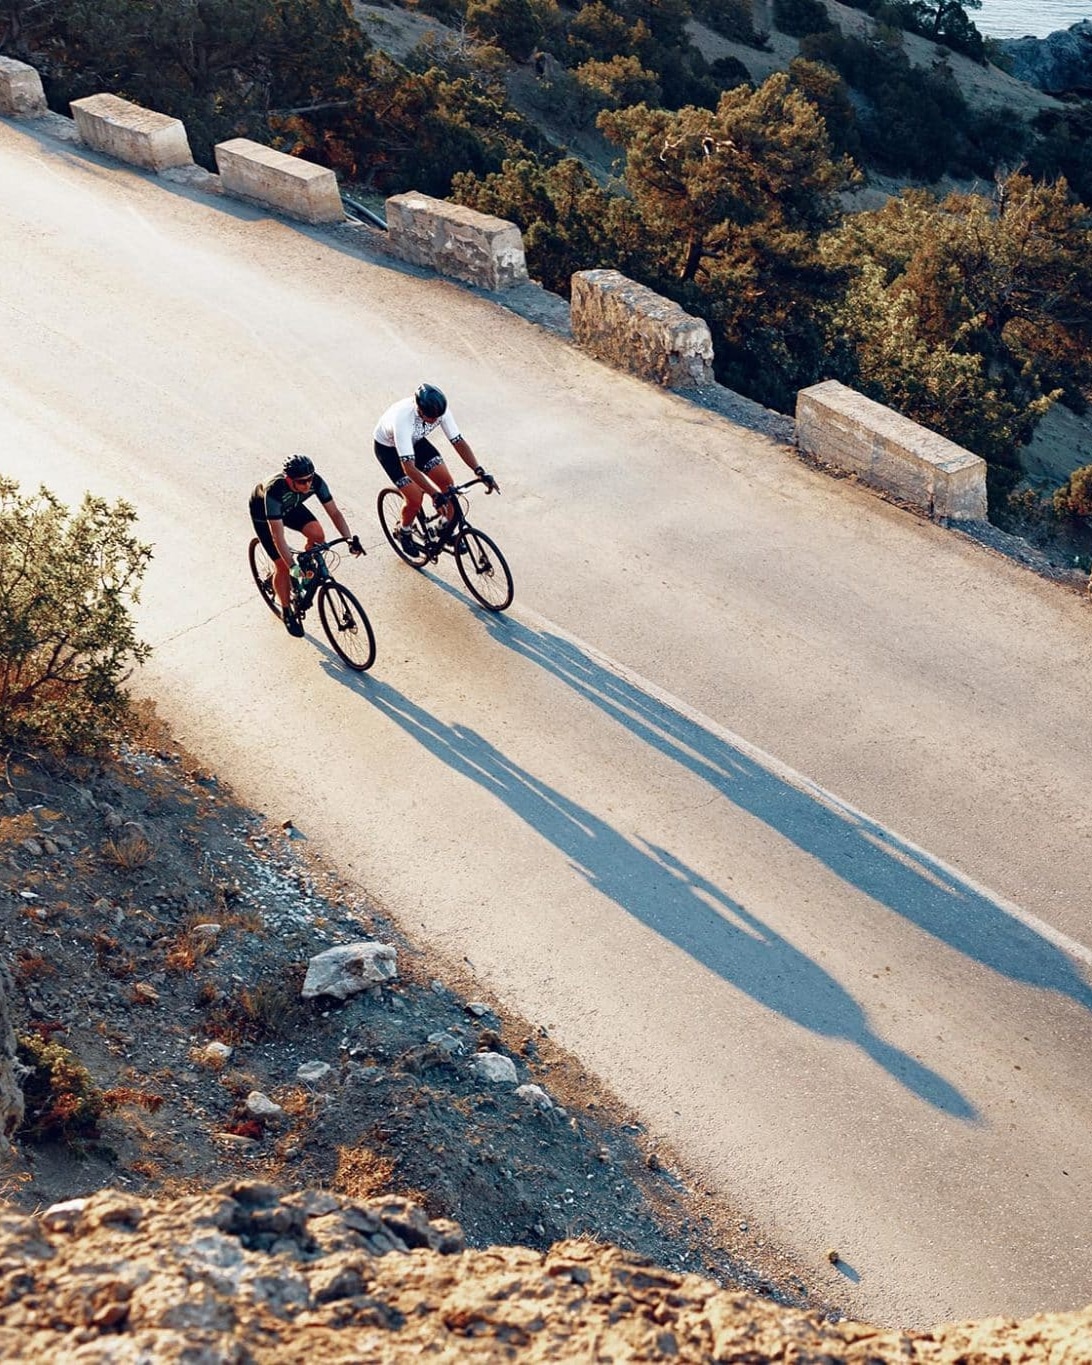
[3,115,1092,1328]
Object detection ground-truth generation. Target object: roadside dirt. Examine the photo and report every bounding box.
[0,706,825,1318]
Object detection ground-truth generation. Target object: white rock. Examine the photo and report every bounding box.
[469,1052,518,1085]
[301,942,397,1000]
[246,1091,284,1120]
[515,1083,553,1110]
[427,1031,465,1056]
[201,1042,233,1064]
[297,1060,332,1084]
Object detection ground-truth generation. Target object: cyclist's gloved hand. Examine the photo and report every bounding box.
[348,534,364,557]
[475,465,499,493]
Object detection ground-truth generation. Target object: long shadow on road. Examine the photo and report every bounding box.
[357,674,976,1119]
[481,616,1092,1019]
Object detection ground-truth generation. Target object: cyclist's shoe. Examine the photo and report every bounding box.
[283,607,305,638]
[398,527,421,557]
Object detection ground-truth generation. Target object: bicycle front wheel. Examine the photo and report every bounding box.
[377,488,428,567]
[317,581,377,672]
[248,537,281,618]
[455,529,514,612]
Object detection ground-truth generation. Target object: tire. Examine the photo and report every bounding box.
[378,487,428,567]
[248,537,281,618]
[455,529,514,612]
[317,581,377,672]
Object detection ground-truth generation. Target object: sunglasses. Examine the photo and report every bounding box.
[290,475,314,487]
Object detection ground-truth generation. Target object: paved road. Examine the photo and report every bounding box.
[3,116,1091,1329]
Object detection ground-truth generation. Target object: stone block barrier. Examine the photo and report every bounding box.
[385,193,528,290]
[796,379,988,523]
[570,270,714,390]
[70,93,193,172]
[0,56,47,118]
[215,139,344,225]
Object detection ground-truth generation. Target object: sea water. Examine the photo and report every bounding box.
[973,1,1090,40]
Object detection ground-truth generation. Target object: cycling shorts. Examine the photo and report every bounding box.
[250,500,321,562]
[374,437,444,489]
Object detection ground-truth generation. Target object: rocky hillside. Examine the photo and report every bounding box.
[4,1181,1092,1362]
[999,20,1092,95]
[3,725,1091,1358]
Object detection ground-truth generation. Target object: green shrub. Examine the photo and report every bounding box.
[691,0,764,47]
[1054,465,1092,520]
[773,0,833,38]
[466,0,542,61]
[16,1033,104,1144]
[0,479,152,753]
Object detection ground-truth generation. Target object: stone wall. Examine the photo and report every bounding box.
[216,138,344,225]
[70,93,193,172]
[797,379,989,523]
[385,192,529,291]
[0,57,46,118]
[570,270,714,390]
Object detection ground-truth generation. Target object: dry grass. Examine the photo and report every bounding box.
[92,931,135,978]
[164,909,263,975]
[331,1145,398,1202]
[276,1085,322,1120]
[12,950,55,983]
[218,1069,261,1098]
[201,970,309,1046]
[103,1086,165,1114]
[99,828,154,870]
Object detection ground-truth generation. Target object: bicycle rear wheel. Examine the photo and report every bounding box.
[248,537,281,618]
[455,529,514,612]
[317,581,377,672]
[377,488,428,567]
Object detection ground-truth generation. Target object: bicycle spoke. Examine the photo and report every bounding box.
[317,583,376,672]
[455,529,514,612]
[377,487,428,566]
[248,538,282,618]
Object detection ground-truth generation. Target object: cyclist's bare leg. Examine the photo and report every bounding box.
[399,479,426,528]
[273,517,322,612]
[429,463,457,521]
[272,561,292,611]
[299,517,324,549]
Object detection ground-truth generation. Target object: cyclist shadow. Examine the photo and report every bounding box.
[362,677,976,1119]
[480,616,1092,1018]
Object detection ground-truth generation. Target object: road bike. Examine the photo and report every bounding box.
[248,536,377,672]
[377,477,514,613]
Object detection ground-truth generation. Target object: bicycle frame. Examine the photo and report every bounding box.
[416,478,490,561]
[291,542,335,614]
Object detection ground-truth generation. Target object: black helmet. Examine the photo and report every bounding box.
[283,453,315,479]
[415,383,447,421]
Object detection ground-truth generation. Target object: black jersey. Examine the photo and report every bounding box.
[249,472,332,521]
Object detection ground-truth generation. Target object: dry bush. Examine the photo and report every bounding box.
[92,930,135,978]
[164,929,214,974]
[201,970,308,1045]
[103,1086,165,1114]
[12,950,55,983]
[17,1033,104,1144]
[219,1069,261,1098]
[332,1145,398,1201]
[100,828,154,870]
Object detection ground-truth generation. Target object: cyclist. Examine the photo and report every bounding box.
[373,383,498,558]
[249,454,362,637]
